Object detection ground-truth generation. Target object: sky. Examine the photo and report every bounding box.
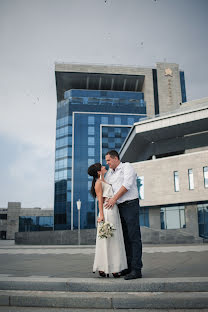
[0,0,207,208]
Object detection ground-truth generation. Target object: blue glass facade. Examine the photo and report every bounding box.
[54,89,146,230]
[19,216,53,232]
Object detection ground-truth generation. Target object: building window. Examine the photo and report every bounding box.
[88,181,92,190]
[198,203,208,238]
[68,136,72,145]
[67,191,71,202]
[101,116,108,124]
[68,147,72,156]
[108,142,115,149]
[114,117,121,124]
[88,137,95,146]
[0,214,7,220]
[55,147,68,159]
[139,207,149,227]
[57,116,71,128]
[137,176,144,200]
[160,206,186,229]
[56,136,72,148]
[55,158,68,170]
[174,171,179,192]
[88,148,95,157]
[67,169,72,178]
[127,117,134,125]
[88,126,95,135]
[88,116,95,125]
[68,158,72,167]
[88,193,94,202]
[88,158,95,166]
[203,167,208,188]
[0,231,6,239]
[115,128,121,137]
[56,126,72,138]
[121,129,129,138]
[55,169,67,181]
[56,137,67,148]
[188,169,194,190]
[68,116,72,124]
[115,137,121,144]
[102,127,108,137]
[108,131,115,138]
[67,181,71,191]
[19,216,53,232]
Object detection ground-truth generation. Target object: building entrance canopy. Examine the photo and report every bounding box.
[120,98,208,162]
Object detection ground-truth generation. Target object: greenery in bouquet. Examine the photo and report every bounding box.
[98,221,116,239]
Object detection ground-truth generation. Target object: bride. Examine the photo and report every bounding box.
[88,163,127,277]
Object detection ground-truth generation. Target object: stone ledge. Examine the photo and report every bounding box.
[0,290,208,309]
[0,277,208,292]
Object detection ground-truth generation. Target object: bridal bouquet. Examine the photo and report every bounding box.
[98,221,116,239]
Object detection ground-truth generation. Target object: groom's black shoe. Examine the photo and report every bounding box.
[120,269,131,276]
[124,270,142,280]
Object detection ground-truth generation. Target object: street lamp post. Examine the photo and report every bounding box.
[76,199,81,245]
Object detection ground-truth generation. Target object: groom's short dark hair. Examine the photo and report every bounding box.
[105,150,120,160]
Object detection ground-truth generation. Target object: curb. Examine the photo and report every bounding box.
[0,277,208,292]
[0,290,208,309]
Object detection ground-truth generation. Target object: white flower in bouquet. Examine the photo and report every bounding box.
[98,221,116,239]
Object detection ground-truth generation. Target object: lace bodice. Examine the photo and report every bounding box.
[101,181,114,198]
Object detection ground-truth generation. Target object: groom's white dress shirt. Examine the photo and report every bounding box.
[105,162,139,204]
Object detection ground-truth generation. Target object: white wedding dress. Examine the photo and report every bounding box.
[93,181,127,274]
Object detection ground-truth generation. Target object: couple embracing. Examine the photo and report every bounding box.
[88,150,143,280]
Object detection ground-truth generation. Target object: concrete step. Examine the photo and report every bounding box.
[0,290,208,309]
[1,308,207,312]
[0,276,208,292]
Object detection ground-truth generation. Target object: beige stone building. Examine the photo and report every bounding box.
[120,97,208,243]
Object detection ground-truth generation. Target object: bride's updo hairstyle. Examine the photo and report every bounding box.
[88,163,102,198]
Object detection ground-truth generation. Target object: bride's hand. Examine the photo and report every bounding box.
[97,215,104,223]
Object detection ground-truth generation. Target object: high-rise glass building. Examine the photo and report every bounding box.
[55,89,146,230]
[54,63,186,230]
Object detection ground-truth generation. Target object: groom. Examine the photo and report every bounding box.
[105,150,143,280]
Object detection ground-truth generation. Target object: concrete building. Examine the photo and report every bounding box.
[0,202,53,240]
[120,97,208,242]
[54,62,186,230]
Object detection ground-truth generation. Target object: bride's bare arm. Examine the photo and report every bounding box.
[95,180,104,223]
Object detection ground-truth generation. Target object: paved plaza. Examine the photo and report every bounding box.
[0,241,208,311]
[0,240,208,279]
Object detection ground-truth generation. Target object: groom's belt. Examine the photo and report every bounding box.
[118,198,138,206]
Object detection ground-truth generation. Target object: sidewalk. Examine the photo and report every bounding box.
[0,241,208,310]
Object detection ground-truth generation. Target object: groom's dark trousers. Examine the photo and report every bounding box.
[118,198,143,272]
